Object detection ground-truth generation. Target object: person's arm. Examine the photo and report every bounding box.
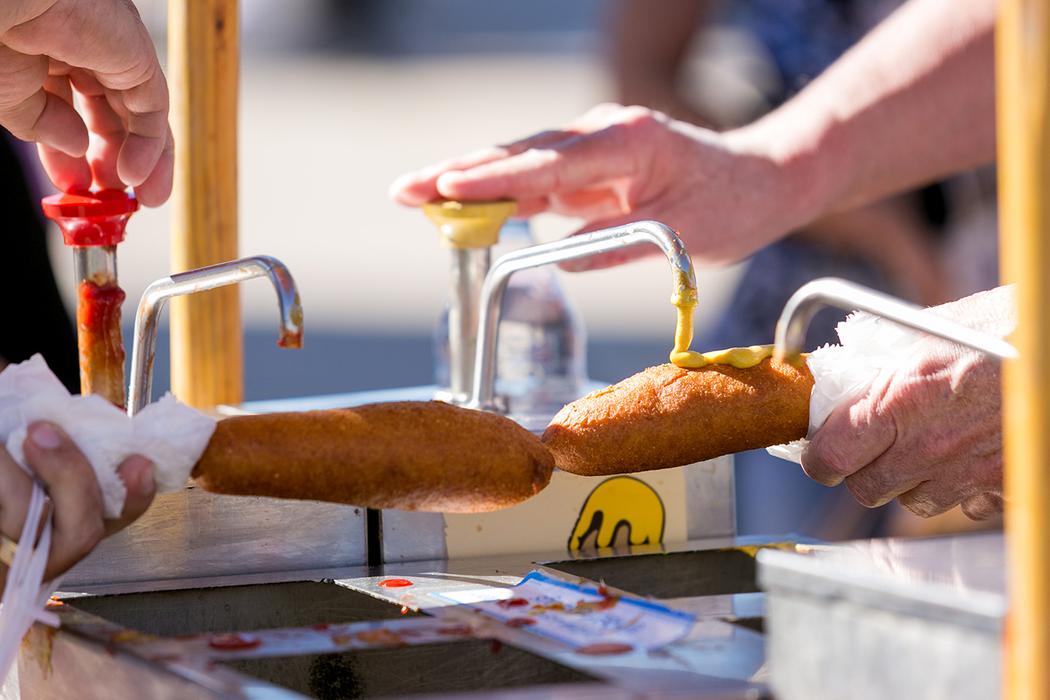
[740,0,996,224]
[0,0,172,205]
[391,0,996,267]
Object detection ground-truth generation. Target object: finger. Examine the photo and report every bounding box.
[390,146,522,206]
[801,386,898,487]
[844,466,923,509]
[435,125,638,202]
[513,197,551,218]
[960,493,1003,521]
[0,47,88,157]
[35,143,92,193]
[104,456,156,536]
[131,124,173,206]
[0,446,33,541]
[497,128,581,156]
[890,484,957,518]
[549,187,627,222]
[21,422,106,580]
[114,68,170,188]
[31,74,93,191]
[390,130,580,206]
[894,450,1001,517]
[70,71,126,189]
[4,88,89,158]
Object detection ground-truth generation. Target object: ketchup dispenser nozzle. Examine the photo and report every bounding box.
[41,190,138,407]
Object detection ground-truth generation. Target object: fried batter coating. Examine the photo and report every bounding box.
[193,401,554,512]
[543,358,813,476]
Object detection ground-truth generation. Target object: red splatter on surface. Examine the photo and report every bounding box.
[208,634,261,651]
[437,624,473,636]
[505,618,537,628]
[108,630,155,644]
[378,578,414,588]
[497,597,529,609]
[576,642,633,656]
[354,628,405,646]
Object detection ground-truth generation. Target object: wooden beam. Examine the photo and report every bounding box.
[167,0,242,408]
[997,0,1050,697]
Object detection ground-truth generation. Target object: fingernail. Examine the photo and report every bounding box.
[29,423,62,450]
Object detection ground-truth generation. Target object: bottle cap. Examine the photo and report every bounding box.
[41,189,138,247]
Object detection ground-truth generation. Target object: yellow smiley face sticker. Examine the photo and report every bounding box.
[568,476,666,551]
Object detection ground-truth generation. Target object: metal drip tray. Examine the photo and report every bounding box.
[544,542,796,599]
[222,640,597,699]
[64,580,412,638]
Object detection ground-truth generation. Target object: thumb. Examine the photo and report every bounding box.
[104,456,156,536]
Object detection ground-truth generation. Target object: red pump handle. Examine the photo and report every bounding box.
[41,189,139,247]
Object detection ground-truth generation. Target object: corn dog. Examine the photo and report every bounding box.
[193,401,554,512]
[543,352,813,476]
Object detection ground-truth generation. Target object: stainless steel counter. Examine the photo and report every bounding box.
[758,531,1005,700]
[14,537,795,699]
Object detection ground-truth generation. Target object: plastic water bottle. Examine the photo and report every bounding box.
[434,219,587,429]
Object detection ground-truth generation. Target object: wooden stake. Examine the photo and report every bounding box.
[997,0,1050,697]
[167,0,242,408]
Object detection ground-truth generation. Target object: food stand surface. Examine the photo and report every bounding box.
[11,530,1006,699]
[24,537,791,699]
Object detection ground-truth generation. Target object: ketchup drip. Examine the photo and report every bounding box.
[77,279,126,407]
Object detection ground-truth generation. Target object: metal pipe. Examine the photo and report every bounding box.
[466,221,696,411]
[73,246,118,286]
[773,278,1018,361]
[448,248,490,402]
[128,255,303,415]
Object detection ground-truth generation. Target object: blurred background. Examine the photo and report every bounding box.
[9,0,1000,539]
[70,0,748,399]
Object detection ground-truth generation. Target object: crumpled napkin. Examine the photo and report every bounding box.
[768,285,1017,464]
[0,354,216,517]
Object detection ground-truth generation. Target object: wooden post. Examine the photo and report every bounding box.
[997,0,1050,697]
[167,0,242,408]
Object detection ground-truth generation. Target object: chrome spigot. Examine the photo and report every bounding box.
[773,278,1018,362]
[466,220,697,412]
[128,255,304,415]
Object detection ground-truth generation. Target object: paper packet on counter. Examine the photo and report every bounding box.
[768,285,1016,464]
